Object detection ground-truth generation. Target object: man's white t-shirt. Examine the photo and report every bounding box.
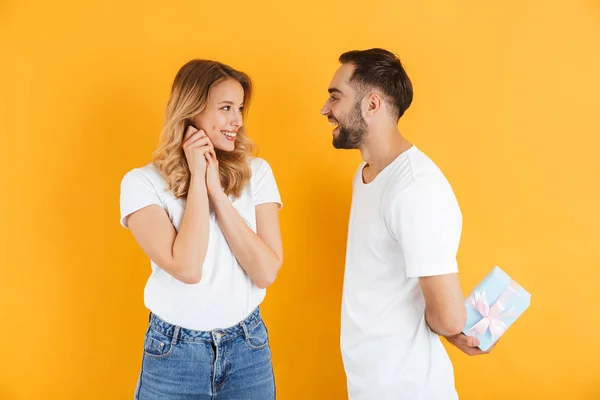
[120,157,282,331]
[341,146,462,400]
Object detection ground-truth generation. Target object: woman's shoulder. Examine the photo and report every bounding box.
[249,157,273,173]
[121,163,166,189]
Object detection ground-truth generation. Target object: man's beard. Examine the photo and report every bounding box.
[332,100,367,149]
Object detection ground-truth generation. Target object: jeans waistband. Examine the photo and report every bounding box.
[149,307,262,343]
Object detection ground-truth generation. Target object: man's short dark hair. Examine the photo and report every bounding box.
[339,48,413,120]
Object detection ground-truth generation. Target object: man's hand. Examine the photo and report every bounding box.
[445,333,498,356]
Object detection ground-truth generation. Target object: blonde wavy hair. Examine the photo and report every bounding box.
[152,60,255,199]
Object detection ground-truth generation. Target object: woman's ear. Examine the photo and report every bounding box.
[186,120,197,130]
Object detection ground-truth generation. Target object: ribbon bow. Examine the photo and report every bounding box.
[464,280,520,341]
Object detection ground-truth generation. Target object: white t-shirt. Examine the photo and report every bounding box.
[120,157,282,331]
[341,146,461,400]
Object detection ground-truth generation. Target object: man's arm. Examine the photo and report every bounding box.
[388,175,494,354]
[419,273,466,336]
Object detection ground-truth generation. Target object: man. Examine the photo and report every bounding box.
[320,48,492,400]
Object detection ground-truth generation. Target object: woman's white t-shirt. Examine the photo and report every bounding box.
[119,157,282,331]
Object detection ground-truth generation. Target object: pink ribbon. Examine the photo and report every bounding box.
[464,280,521,341]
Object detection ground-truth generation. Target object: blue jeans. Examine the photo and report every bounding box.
[134,307,275,399]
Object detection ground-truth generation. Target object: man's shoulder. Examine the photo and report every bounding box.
[383,146,455,207]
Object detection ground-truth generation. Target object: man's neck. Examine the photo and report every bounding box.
[360,128,412,176]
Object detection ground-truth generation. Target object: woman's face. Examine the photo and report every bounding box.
[191,78,245,152]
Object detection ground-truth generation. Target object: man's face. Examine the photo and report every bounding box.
[320,63,368,149]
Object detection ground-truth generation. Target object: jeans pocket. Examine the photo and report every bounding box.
[244,320,270,350]
[143,328,176,359]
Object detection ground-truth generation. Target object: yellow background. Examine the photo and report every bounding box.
[1,0,599,398]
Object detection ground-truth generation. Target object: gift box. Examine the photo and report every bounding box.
[462,266,531,351]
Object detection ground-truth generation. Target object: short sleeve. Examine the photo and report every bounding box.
[251,158,282,209]
[386,178,462,278]
[119,169,164,228]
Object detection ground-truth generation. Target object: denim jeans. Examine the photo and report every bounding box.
[134,307,275,399]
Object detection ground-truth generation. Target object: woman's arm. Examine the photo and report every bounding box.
[124,127,213,284]
[127,175,210,284]
[206,154,283,288]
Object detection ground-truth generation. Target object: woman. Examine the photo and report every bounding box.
[120,59,283,399]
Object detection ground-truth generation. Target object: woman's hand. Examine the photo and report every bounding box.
[205,146,223,199]
[182,126,213,177]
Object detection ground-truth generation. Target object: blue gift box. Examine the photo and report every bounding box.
[462,266,531,351]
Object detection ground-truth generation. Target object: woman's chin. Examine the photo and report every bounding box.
[214,143,235,152]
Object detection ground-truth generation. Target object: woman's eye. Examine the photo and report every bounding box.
[222,106,231,111]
